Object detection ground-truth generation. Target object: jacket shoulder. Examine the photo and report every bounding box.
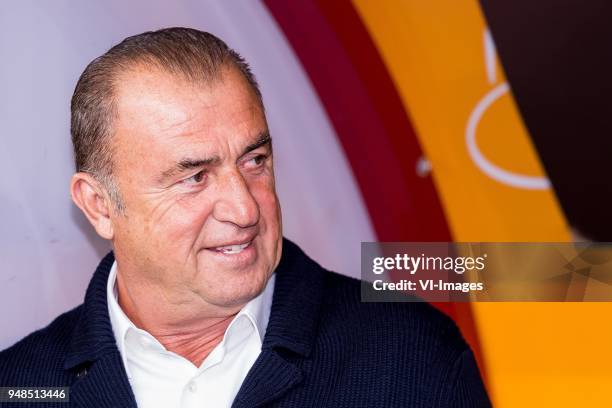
[320,271,469,354]
[0,305,82,385]
[316,271,491,406]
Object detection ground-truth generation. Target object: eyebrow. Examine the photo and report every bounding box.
[158,156,219,183]
[242,131,271,156]
[158,131,272,183]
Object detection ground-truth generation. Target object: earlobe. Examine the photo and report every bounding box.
[70,173,115,240]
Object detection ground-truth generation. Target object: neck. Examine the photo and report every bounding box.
[115,271,240,367]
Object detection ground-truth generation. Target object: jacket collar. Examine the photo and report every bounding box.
[260,238,325,356]
[64,251,118,370]
[63,251,137,408]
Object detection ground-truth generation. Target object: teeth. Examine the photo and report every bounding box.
[216,242,249,254]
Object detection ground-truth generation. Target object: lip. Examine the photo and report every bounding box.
[206,233,257,251]
[203,235,258,266]
[210,239,252,254]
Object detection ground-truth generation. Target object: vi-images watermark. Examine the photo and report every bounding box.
[371,253,486,293]
[361,242,612,302]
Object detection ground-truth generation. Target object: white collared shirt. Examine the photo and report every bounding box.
[106,262,275,408]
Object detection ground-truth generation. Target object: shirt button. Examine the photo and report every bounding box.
[188,381,197,393]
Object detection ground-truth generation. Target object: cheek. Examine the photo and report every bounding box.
[255,187,283,269]
[125,194,214,253]
[162,197,215,244]
[251,182,282,264]
[252,183,281,229]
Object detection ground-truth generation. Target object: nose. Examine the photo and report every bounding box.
[213,169,260,228]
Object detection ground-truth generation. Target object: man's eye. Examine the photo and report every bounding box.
[183,170,206,185]
[247,154,268,167]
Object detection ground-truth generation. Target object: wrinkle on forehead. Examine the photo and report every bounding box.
[113,64,263,143]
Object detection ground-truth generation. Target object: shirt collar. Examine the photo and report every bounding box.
[239,273,275,343]
[106,261,133,368]
[106,261,275,365]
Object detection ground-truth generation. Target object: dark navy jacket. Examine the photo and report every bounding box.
[0,239,491,407]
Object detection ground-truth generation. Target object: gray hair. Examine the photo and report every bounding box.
[70,27,262,211]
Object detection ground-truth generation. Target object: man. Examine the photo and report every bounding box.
[0,28,490,407]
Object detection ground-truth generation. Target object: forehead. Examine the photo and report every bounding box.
[112,64,264,147]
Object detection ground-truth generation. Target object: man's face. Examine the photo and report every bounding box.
[109,65,282,310]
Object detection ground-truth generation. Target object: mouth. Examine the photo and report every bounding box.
[211,240,252,255]
[201,235,259,268]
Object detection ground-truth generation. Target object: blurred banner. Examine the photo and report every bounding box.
[480,0,612,243]
[267,0,612,406]
[351,0,611,406]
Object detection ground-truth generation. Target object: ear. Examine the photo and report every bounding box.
[70,172,115,240]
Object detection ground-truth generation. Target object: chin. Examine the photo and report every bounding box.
[204,285,263,309]
[200,266,271,308]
